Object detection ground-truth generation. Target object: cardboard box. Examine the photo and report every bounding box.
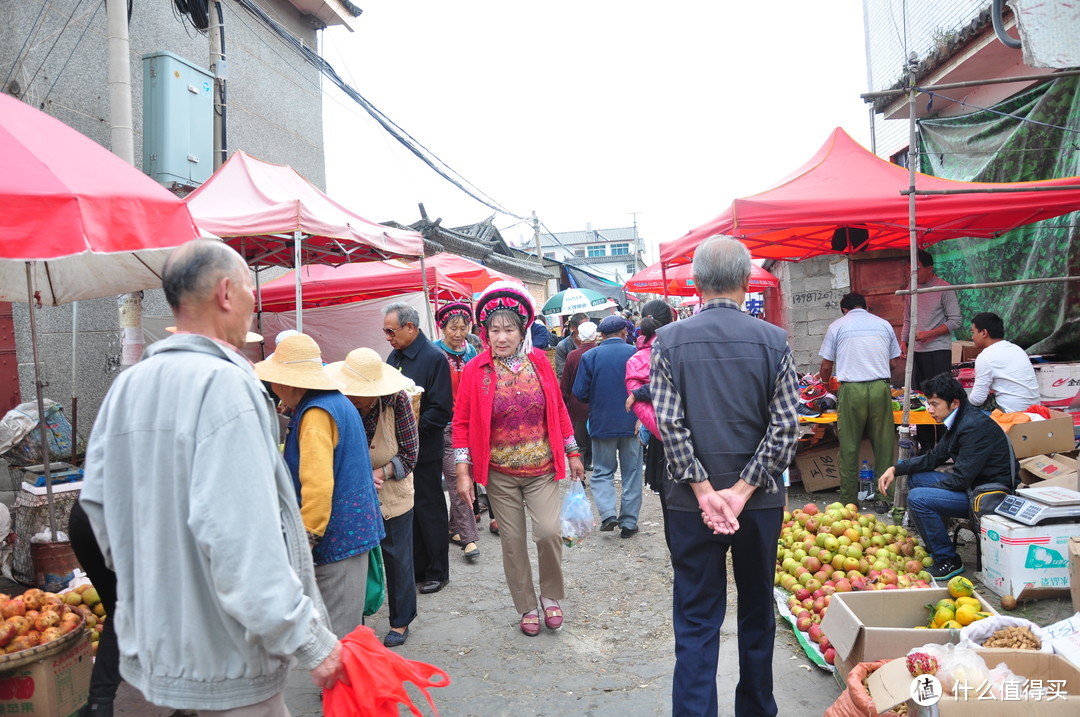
[819,588,998,680]
[951,341,981,364]
[1037,362,1080,403]
[979,514,1078,600]
[0,635,91,716]
[868,648,1080,715]
[1019,473,1080,492]
[793,439,888,493]
[1007,410,1075,459]
[1071,536,1080,614]
[1019,455,1078,486]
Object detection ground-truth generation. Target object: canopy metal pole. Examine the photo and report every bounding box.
[26,263,58,541]
[70,302,79,466]
[293,231,303,333]
[419,254,434,334]
[896,65,920,525]
[903,185,1080,195]
[661,263,670,301]
[254,265,266,359]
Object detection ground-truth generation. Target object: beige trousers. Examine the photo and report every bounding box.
[485,469,565,614]
[198,692,289,716]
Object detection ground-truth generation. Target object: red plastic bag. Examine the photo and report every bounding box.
[323,625,451,716]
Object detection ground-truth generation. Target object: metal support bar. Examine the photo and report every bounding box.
[860,68,1080,101]
[902,185,1080,195]
[896,275,1080,295]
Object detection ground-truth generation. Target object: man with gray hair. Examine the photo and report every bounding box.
[81,240,346,715]
[383,302,454,594]
[651,235,799,717]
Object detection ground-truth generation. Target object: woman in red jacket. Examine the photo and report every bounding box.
[453,281,585,636]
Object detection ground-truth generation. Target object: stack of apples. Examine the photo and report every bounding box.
[776,502,936,665]
[0,584,106,656]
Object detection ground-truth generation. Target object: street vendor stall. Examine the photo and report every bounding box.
[0,93,203,553]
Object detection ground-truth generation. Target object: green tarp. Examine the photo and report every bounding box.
[918,75,1080,356]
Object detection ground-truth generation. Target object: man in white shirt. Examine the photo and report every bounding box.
[819,293,901,510]
[968,312,1039,413]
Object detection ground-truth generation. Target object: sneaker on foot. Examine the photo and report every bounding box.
[927,556,964,580]
[620,526,638,539]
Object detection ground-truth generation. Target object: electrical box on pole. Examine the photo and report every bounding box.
[142,51,214,187]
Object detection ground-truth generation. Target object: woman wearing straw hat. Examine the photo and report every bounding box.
[453,281,585,636]
[255,334,385,639]
[433,302,482,561]
[326,348,420,649]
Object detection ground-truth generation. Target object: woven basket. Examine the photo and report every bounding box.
[0,618,87,672]
[404,385,424,420]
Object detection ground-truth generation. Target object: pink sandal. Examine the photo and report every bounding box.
[520,612,541,636]
[542,603,564,630]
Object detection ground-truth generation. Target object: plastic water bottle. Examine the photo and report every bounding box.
[859,460,874,502]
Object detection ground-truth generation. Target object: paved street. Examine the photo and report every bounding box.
[112,477,840,716]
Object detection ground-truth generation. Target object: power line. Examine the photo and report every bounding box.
[39,0,103,108]
[4,0,53,93]
[22,0,86,100]
[231,0,529,222]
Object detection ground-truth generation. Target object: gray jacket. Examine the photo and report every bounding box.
[80,334,336,711]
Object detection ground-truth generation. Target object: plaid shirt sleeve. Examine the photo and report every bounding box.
[387,391,419,479]
[739,349,800,493]
[650,341,711,484]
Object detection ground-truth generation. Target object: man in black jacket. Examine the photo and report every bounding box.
[384,302,454,594]
[878,373,1017,580]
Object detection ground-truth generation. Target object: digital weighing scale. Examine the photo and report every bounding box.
[994,486,1080,525]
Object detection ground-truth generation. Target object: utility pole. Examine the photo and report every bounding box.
[208,0,227,169]
[106,0,144,368]
[532,211,550,302]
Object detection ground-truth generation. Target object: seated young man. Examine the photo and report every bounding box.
[877,373,1017,580]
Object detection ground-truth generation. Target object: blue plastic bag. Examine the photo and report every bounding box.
[559,480,594,547]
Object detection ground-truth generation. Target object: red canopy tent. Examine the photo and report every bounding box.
[407,253,521,297]
[185,151,425,332]
[660,127,1080,265]
[625,260,778,296]
[255,262,470,313]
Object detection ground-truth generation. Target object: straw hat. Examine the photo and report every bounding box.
[325,348,413,397]
[253,334,344,391]
[166,325,263,344]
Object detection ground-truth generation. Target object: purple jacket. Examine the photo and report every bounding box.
[625,334,659,439]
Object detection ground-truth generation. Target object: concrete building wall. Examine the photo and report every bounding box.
[782,255,852,375]
[1,0,326,432]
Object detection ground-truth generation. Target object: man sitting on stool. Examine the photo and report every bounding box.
[877,373,1017,581]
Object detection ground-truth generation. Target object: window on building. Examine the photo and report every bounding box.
[587,245,606,257]
[626,264,635,274]
[574,249,585,257]
[610,243,630,256]
[543,252,555,259]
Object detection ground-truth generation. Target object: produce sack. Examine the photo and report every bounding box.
[323,625,450,716]
[823,659,902,717]
[559,480,594,547]
[958,615,1053,653]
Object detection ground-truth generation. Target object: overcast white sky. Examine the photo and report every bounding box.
[322,2,873,262]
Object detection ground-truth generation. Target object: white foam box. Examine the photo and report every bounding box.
[819,588,998,680]
[979,514,1078,600]
[1037,362,1080,403]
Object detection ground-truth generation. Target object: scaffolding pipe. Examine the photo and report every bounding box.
[896,275,1080,295]
[860,68,1080,101]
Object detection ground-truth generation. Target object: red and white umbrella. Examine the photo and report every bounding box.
[1,93,203,538]
[0,93,203,304]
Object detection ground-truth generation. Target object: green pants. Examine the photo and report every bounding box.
[837,380,896,505]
